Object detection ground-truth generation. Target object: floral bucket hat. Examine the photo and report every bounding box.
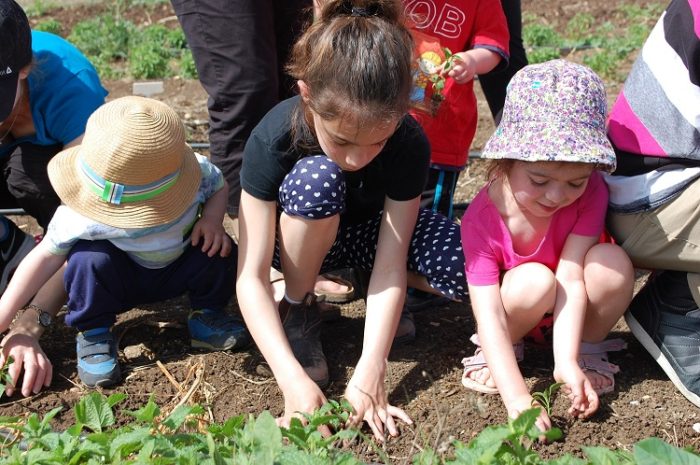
[481,59,616,172]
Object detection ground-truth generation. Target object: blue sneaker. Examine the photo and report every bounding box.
[76,328,121,387]
[188,309,250,351]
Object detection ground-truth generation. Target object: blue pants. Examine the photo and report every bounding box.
[275,156,468,301]
[64,240,236,331]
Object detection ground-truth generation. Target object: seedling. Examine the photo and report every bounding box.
[531,381,564,417]
[428,47,462,111]
[0,356,14,400]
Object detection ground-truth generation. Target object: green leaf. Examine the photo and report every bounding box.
[583,446,621,465]
[162,404,201,432]
[127,394,160,423]
[108,427,152,459]
[634,437,700,465]
[74,392,117,432]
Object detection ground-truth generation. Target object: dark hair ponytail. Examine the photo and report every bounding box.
[288,0,414,151]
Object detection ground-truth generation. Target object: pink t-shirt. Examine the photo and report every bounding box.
[461,171,608,286]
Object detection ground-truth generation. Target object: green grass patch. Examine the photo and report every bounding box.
[523,3,664,81]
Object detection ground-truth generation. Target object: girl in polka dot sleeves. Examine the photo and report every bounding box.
[236,0,467,441]
[460,60,634,432]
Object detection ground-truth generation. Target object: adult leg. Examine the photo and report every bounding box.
[4,142,62,230]
[171,0,290,217]
[478,0,528,121]
[608,178,700,405]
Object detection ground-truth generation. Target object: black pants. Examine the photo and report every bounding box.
[0,142,62,231]
[478,0,528,121]
[171,0,312,216]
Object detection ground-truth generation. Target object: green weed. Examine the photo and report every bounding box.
[33,18,62,35]
[0,391,698,464]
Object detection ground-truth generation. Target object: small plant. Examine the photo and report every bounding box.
[33,18,62,35]
[531,381,564,417]
[0,356,13,399]
[427,47,462,111]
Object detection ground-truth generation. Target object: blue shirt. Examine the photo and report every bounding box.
[0,31,107,157]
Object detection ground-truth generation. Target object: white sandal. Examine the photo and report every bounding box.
[461,334,524,394]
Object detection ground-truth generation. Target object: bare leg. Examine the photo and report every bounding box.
[466,263,556,389]
[580,243,635,392]
[278,212,339,302]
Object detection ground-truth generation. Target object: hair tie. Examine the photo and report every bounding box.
[351,6,370,17]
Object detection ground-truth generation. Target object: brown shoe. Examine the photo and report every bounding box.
[278,293,329,388]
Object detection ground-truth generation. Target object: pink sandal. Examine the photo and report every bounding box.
[461,334,524,394]
[577,338,627,395]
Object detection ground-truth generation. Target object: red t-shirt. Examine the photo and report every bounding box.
[405,0,509,168]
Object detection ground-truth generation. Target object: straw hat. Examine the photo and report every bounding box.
[481,59,616,172]
[48,96,201,228]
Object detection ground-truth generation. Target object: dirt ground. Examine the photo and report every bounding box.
[3,0,699,462]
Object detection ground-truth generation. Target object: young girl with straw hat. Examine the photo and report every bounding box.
[0,96,249,388]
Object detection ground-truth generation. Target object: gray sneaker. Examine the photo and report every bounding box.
[279,293,328,388]
[625,271,700,407]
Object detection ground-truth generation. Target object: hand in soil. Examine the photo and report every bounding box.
[344,359,413,441]
[0,331,52,397]
[555,362,600,419]
[508,394,552,434]
[277,375,332,437]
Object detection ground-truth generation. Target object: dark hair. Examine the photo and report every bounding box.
[287,0,414,151]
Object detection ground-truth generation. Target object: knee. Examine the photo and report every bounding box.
[278,156,345,219]
[502,263,556,311]
[66,241,120,276]
[584,243,635,294]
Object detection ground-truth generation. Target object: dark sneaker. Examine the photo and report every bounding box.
[394,308,415,345]
[76,328,121,387]
[188,309,250,351]
[279,293,328,388]
[0,221,34,293]
[625,271,700,407]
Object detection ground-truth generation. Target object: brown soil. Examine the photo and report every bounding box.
[3,0,699,462]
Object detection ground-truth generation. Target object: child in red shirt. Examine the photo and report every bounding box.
[405,0,510,218]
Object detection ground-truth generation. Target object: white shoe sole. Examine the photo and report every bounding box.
[625,311,700,407]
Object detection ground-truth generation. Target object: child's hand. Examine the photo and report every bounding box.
[277,376,332,437]
[506,394,552,433]
[554,362,600,419]
[0,331,52,397]
[191,215,232,258]
[443,52,477,84]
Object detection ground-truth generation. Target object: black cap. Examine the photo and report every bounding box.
[0,0,31,122]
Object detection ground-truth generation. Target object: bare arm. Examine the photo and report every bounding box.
[552,233,600,417]
[191,181,232,257]
[446,49,503,84]
[344,196,419,440]
[469,282,551,430]
[0,244,67,397]
[236,191,328,425]
[0,243,66,332]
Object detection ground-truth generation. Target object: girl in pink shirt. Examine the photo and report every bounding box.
[460,60,634,432]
